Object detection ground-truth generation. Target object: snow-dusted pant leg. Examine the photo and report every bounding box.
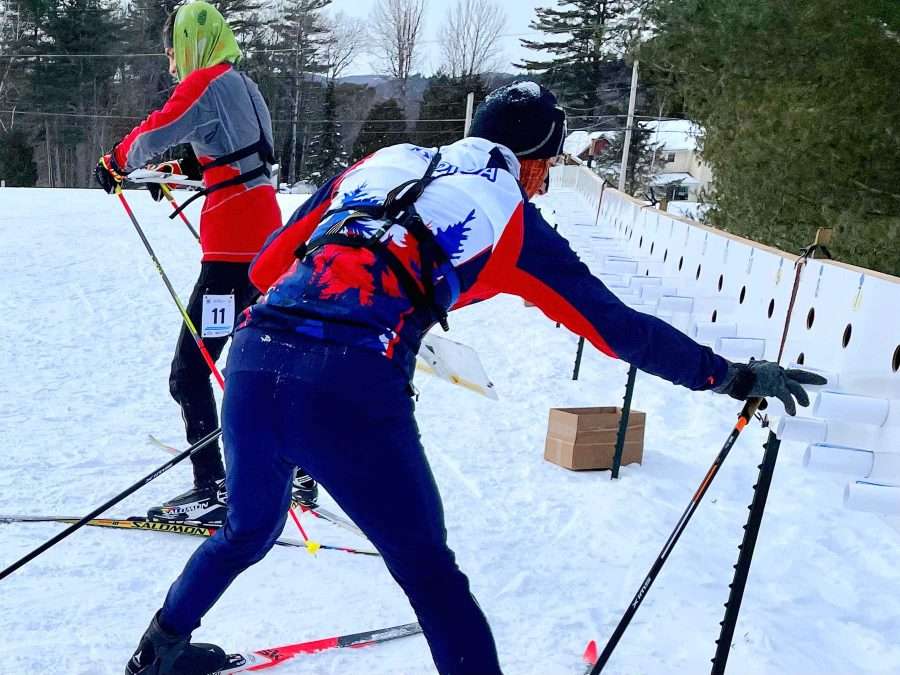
[157,368,294,636]
[158,328,501,672]
[302,410,503,675]
[234,336,503,675]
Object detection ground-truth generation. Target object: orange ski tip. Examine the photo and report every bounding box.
[583,639,598,665]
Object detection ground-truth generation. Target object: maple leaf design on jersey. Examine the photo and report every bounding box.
[309,246,378,306]
[435,209,475,262]
[339,183,380,211]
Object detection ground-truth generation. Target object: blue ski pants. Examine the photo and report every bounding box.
[158,326,502,674]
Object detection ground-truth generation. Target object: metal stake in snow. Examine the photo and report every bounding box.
[611,364,638,479]
[710,430,781,674]
[0,429,222,582]
[589,398,763,674]
[709,236,827,672]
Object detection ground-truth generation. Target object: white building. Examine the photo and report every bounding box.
[642,119,713,202]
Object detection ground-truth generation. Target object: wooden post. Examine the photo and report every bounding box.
[812,228,833,259]
[464,92,475,137]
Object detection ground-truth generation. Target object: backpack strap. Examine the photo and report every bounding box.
[298,150,454,331]
[170,73,275,219]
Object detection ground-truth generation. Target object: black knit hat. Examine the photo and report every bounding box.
[468,81,567,160]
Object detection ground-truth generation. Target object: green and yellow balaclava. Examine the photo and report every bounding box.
[168,2,242,81]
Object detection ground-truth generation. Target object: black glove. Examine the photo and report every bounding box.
[146,160,182,202]
[94,153,125,194]
[714,359,828,416]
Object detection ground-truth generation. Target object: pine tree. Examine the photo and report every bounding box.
[269,0,331,184]
[303,78,347,184]
[210,0,265,45]
[0,127,38,185]
[415,72,486,148]
[643,0,900,275]
[518,0,635,111]
[351,98,406,161]
[594,125,659,196]
[22,0,123,186]
[118,0,176,121]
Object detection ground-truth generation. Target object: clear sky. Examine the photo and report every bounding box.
[327,0,551,76]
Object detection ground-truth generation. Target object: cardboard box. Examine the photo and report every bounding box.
[544,406,645,471]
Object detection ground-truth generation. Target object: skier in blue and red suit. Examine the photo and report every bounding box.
[94,2,316,527]
[125,81,825,674]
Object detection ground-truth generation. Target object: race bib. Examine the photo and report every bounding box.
[201,294,235,338]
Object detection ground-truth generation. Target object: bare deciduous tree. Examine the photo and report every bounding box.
[321,11,367,81]
[440,0,507,78]
[370,0,426,97]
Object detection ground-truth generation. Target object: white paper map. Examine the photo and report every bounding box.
[416,333,498,400]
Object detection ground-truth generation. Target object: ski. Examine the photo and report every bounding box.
[296,503,367,539]
[0,515,379,557]
[149,434,369,540]
[215,621,423,673]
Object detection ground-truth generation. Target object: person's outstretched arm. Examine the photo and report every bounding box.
[480,200,729,391]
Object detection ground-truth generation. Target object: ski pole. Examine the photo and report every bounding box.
[114,187,224,390]
[0,429,222,582]
[589,398,763,674]
[160,183,200,242]
[118,189,309,540]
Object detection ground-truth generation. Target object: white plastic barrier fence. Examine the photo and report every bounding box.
[844,482,900,514]
[551,162,900,515]
[803,444,874,477]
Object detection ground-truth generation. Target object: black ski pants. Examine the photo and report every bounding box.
[169,261,258,485]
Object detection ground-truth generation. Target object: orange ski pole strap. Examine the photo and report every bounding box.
[114,188,225,390]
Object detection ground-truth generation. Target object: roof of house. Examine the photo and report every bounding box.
[563,130,620,157]
[650,172,701,186]
[641,119,703,152]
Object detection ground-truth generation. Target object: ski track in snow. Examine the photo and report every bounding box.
[0,187,898,674]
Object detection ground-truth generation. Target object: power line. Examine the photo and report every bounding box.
[0,21,639,60]
[0,108,467,124]
[0,107,696,127]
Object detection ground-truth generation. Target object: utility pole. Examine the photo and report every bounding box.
[464,91,475,137]
[618,58,639,193]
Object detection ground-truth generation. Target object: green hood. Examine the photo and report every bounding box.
[172,2,242,80]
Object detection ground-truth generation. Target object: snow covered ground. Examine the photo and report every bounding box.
[1,186,899,674]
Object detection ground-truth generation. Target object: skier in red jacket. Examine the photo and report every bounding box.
[95,2,316,526]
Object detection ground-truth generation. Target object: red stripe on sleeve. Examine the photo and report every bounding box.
[114,64,230,168]
[481,204,619,359]
[249,197,332,293]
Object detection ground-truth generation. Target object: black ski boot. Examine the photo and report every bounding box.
[147,479,228,527]
[126,612,226,675]
[292,468,318,507]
